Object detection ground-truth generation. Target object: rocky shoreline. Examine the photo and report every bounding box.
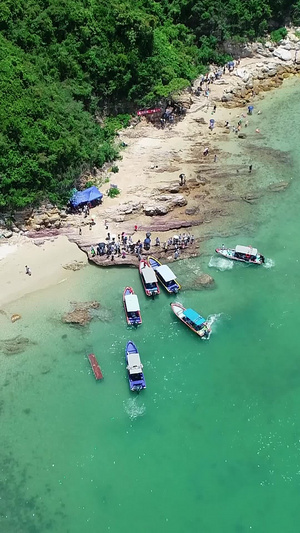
[1,29,299,268]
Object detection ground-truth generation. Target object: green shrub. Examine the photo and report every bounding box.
[111,165,119,173]
[107,187,120,198]
[270,28,288,43]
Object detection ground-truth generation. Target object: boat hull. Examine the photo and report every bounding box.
[171,302,210,339]
[125,341,146,391]
[215,248,263,265]
[123,287,142,326]
[139,259,160,297]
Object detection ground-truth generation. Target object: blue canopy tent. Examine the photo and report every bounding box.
[70,186,103,207]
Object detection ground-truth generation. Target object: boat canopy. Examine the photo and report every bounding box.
[235,245,257,256]
[127,352,143,374]
[156,265,176,282]
[125,294,140,312]
[141,265,157,284]
[184,308,206,326]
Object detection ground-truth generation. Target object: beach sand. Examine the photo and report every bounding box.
[0,235,87,308]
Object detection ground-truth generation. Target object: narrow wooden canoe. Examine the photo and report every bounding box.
[88,353,103,380]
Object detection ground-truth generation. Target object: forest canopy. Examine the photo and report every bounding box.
[0,0,298,209]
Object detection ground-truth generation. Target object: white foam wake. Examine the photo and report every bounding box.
[124,398,146,420]
[208,256,234,271]
[263,258,275,269]
[206,313,222,335]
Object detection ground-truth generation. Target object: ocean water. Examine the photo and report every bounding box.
[1,78,300,533]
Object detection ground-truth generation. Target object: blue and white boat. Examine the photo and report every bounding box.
[171,302,210,339]
[148,256,181,294]
[125,341,146,392]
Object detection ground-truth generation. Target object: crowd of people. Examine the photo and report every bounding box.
[89,231,195,262]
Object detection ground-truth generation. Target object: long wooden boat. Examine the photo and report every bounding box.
[88,353,103,380]
[148,256,181,294]
[125,341,146,392]
[215,245,265,265]
[139,259,160,297]
[123,287,142,326]
[171,302,210,339]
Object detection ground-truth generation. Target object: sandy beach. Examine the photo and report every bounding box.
[0,235,86,308]
[1,36,299,307]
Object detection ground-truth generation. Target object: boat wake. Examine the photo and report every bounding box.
[206,313,222,336]
[208,256,234,271]
[124,398,146,420]
[263,258,275,269]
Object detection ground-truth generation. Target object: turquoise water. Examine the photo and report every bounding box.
[1,78,300,533]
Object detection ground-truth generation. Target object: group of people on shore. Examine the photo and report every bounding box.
[90,230,195,261]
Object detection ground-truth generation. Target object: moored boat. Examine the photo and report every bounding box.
[139,259,160,297]
[148,256,181,294]
[123,287,142,326]
[125,341,146,392]
[171,302,210,339]
[215,245,265,265]
[88,353,103,380]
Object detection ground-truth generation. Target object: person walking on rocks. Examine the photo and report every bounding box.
[249,164,253,173]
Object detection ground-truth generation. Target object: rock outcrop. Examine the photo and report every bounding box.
[183,273,215,290]
[144,194,187,216]
[0,336,36,355]
[62,301,100,326]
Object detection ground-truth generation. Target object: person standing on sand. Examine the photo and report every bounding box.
[25,265,31,276]
[214,154,217,163]
[179,173,185,186]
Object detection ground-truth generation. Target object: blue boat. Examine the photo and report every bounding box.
[148,256,181,294]
[125,341,146,392]
[171,302,210,339]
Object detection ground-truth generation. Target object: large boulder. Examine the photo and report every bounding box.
[221,93,234,102]
[234,68,250,82]
[273,48,292,61]
[144,204,169,216]
[144,194,187,216]
[1,229,13,238]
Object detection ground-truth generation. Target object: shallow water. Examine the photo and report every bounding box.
[1,78,300,533]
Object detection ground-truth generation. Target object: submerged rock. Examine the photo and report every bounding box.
[267,181,290,192]
[183,273,215,290]
[0,335,36,355]
[62,301,100,326]
[63,261,86,271]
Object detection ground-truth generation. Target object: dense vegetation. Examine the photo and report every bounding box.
[0,0,298,210]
